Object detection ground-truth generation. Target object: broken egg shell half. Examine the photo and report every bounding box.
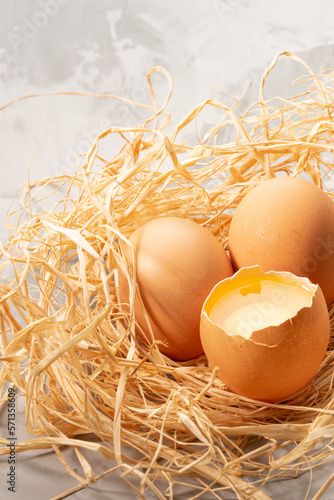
[200,266,330,402]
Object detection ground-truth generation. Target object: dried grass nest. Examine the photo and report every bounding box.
[1,51,334,499]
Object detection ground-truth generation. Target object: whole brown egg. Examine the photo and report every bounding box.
[118,216,234,360]
[228,175,334,305]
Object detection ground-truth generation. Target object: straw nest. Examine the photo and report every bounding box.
[1,51,334,499]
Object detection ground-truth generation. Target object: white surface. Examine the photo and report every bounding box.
[1,1,334,498]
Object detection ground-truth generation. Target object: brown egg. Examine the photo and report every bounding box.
[228,175,334,305]
[118,216,233,361]
[200,266,330,402]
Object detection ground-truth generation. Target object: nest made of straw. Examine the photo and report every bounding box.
[1,51,334,500]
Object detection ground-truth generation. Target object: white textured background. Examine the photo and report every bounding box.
[1,1,334,498]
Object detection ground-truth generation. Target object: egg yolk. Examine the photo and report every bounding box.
[209,278,313,339]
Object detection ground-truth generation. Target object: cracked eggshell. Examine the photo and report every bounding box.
[118,216,234,361]
[200,266,330,402]
[228,175,334,306]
